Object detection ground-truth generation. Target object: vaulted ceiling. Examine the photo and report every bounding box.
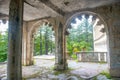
[0,0,120,21]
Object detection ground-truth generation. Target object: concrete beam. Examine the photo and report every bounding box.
[39,0,65,16]
[0,13,8,20]
[25,0,65,16]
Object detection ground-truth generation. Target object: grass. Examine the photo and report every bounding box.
[100,71,112,79]
[93,76,97,80]
[99,61,107,64]
[53,67,74,75]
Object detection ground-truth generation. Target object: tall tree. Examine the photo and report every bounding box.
[45,26,48,55]
[39,29,42,55]
[67,15,94,55]
[0,31,8,62]
[34,24,55,55]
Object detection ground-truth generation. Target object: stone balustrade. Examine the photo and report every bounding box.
[76,51,107,62]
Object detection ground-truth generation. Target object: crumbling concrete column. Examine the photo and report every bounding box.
[107,16,120,77]
[7,0,23,79]
[54,19,68,70]
[22,21,34,66]
[94,4,120,77]
[22,22,29,66]
[87,3,120,77]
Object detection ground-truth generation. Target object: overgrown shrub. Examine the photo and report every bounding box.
[100,71,112,79]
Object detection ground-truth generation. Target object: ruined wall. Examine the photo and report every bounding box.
[94,3,120,77]
[22,2,120,76]
[22,17,67,68]
[64,2,120,77]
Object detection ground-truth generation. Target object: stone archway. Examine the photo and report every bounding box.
[29,20,55,59]
[22,19,55,65]
[22,17,68,70]
[64,11,110,68]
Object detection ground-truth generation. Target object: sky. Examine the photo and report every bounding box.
[0,20,8,32]
[0,15,93,32]
[71,15,93,29]
[0,15,97,32]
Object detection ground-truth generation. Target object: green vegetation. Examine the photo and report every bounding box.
[71,54,77,60]
[53,68,73,75]
[34,24,55,56]
[93,76,97,80]
[0,31,8,62]
[0,15,95,62]
[67,15,94,57]
[100,71,112,79]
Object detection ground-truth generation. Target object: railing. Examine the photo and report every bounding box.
[76,51,108,62]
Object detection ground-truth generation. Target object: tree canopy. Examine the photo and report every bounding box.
[67,15,94,56]
[34,24,55,56]
[0,31,8,62]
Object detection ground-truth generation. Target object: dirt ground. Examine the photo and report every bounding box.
[0,55,109,80]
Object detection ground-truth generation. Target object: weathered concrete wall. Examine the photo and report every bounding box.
[22,2,120,77]
[23,18,56,65]
[65,2,120,77]
[94,3,120,77]
[54,17,68,70]
[22,22,27,65]
[7,0,23,79]
[22,18,54,65]
[93,24,107,52]
[22,17,68,70]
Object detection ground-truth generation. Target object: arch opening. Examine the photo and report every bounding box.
[33,21,55,56]
[65,11,110,76]
[21,20,56,79]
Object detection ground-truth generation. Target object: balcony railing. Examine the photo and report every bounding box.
[76,51,108,62]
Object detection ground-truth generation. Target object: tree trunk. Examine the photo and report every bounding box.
[50,35,53,54]
[45,27,48,55]
[40,30,42,55]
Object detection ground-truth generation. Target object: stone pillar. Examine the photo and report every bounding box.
[26,33,34,65]
[102,5,120,77]
[7,0,23,80]
[22,22,34,66]
[93,3,120,77]
[108,18,120,77]
[22,22,27,66]
[54,21,68,70]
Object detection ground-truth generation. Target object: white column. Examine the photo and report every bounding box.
[98,53,101,61]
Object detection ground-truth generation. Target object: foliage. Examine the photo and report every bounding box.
[34,24,55,55]
[100,71,112,79]
[67,15,94,56]
[93,76,97,80]
[71,54,77,59]
[0,31,8,62]
[79,41,91,51]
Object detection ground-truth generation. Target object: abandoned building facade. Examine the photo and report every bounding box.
[0,0,120,80]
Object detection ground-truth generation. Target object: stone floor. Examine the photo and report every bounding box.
[0,55,111,80]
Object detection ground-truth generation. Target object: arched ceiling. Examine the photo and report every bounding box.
[0,0,120,21]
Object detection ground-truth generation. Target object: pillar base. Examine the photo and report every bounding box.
[22,60,34,66]
[110,67,120,77]
[54,63,68,71]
